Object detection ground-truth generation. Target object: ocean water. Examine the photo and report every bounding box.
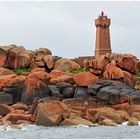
[0,122,140,139]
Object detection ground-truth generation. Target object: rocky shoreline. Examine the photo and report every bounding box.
[0,45,140,127]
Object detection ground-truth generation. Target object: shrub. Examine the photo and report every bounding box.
[12,68,31,75]
[71,68,87,74]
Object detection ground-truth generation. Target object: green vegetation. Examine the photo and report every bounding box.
[12,68,31,75]
[71,68,88,74]
[137,72,140,78]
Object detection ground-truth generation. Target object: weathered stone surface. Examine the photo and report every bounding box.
[56,82,75,98]
[0,104,13,116]
[116,110,130,121]
[0,45,16,67]
[99,119,117,126]
[131,112,140,121]
[0,67,15,76]
[111,103,130,111]
[0,93,13,104]
[103,65,124,80]
[73,72,99,86]
[92,56,109,70]
[34,48,52,60]
[12,103,28,111]
[128,105,140,115]
[123,71,136,88]
[21,71,51,105]
[87,80,138,105]
[4,46,33,69]
[0,75,26,103]
[36,100,70,126]
[117,56,139,74]
[89,69,102,76]
[74,87,88,98]
[127,117,138,126]
[54,58,81,72]
[50,75,75,85]
[48,85,63,99]
[60,116,93,126]
[1,113,35,124]
[63,98,86,117]
[90,107,123,124]
[43,55,54,69]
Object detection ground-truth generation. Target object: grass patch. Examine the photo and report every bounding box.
[12,68,31,75]
[137,72,140,78]
[71,68,88,74]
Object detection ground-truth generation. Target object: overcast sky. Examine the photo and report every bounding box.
[0,1,140,58]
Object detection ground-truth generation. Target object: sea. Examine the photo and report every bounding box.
[0,122,140,139]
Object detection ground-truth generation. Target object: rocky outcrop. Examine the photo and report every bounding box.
[84,54,139,87]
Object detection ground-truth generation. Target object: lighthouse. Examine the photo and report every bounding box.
[95,11,112,57]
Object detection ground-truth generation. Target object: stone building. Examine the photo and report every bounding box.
[95,11,112,57]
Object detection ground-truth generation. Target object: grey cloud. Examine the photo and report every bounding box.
[0,1,140,58]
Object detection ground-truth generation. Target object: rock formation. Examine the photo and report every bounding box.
[0,45,139,127]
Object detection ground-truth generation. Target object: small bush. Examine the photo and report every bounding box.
[12,68,31,75]
[71,68,87,74]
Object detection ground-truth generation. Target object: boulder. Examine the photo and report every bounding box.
[12,103,28,111]
[0,92,13,104]
[127,117,138,126]
[99,119,117,126]
[0,75,26,103]
[4,46,33,69]
[111,103,130,111]
[56,82,75,98]
[103,65,124,80]
[43,55,54,69]
[0,67,15,76]
[0,104,13,116]
[54,58,81,72]
[60,116,93,126]
[34,48,52,61]
[116,110,130,121]
[35,100,70,126]
[21,71,51,105]
[93,107,123,124]
[87,80,137,105]
[50,75,75,85]
[123,71,136,88]
[73,72,99,86]
[1,113,36,124]
[89,69,102,76]
[0,45,16,67]
[131,112,140,121]
[92,56,109,70]
[48,85,63,99]
[128,105,140,115]
[49,70,73,79]
[74,87,88,98]
[117,56,139,74]
[15,120,33,125]
[63,98,87,117]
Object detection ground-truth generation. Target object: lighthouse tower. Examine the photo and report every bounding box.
[95,11,112,57]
